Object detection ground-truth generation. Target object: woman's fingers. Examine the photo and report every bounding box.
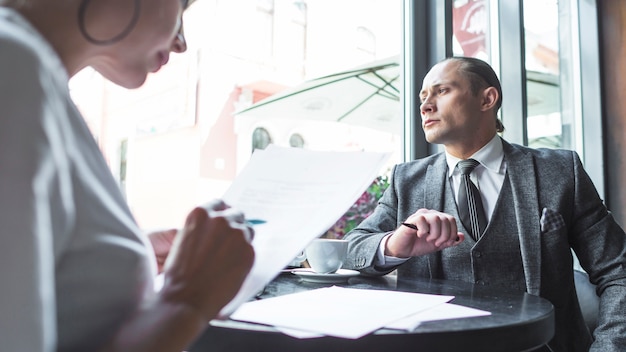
[201,199,229,212]
[160,206,255,321]
[202,201,254,242]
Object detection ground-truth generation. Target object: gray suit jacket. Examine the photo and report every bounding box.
[345,139,626,352]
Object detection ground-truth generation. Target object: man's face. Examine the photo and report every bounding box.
[419,60,485,147]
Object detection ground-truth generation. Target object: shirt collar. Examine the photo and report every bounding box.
[446,134,504,177]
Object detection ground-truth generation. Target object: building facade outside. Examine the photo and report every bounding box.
[69,0,623,230]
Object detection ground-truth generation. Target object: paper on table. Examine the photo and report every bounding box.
[384,303,491,331]
[218,145,391,316]
[229,286,454,339]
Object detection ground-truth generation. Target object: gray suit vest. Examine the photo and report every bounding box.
[431,175,527,292]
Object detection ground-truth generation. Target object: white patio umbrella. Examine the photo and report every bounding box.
[235,56,402,135]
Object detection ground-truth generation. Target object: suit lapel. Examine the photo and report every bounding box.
[502,141,542,295]
[424,154,448,211]
[423,154,449,278]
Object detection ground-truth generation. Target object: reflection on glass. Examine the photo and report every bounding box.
[289,133,305,148]
[452,0,571,150]
[69,0,403,229]
[523,0,565,149]
[452,0,490,61]
[252,127,273,151]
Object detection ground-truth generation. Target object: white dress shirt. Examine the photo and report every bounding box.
[446,134,507,220]
[376,134,507,266]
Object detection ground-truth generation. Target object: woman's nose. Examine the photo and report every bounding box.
[172,29,187,53]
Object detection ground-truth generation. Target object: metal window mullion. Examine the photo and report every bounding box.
[576,0,604,197]
[497,0,527,146]
[405,0,452,161]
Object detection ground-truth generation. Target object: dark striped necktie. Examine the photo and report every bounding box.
[457,159,487,241]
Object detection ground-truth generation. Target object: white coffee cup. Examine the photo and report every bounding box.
[304,239,349,274]
[288,250,307,267]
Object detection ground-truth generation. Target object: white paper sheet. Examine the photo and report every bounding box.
[218,145,391,316]
[229,286,454,339]
[384,302,491,331]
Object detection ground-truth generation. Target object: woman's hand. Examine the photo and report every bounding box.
[158,200,255,321]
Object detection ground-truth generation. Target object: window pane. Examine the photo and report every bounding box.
[452,0,491,61]
[70,0,403,231]
[523,0,565,149]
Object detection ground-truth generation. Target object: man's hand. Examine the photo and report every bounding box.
[385,208,464,258]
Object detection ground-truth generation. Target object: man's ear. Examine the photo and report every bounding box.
[480,87,499,111]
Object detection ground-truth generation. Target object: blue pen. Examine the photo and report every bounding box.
[246,219,267,226]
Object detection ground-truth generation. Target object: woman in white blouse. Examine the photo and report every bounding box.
[0,0,255,351]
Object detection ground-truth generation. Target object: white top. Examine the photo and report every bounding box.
[0,8,156,352]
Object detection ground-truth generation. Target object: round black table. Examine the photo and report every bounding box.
[188,272,554,352]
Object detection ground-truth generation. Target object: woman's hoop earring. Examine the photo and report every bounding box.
[78,0,141,45]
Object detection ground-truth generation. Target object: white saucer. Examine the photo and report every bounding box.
[291,268,360,283]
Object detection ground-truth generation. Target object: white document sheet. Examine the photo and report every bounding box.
[218,145,391,316]
[229,286,454,339]
[384,302,491,331]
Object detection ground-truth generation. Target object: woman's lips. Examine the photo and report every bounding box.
[160,52,170,66]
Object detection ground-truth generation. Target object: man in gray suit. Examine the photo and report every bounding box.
[344,57,626,352]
